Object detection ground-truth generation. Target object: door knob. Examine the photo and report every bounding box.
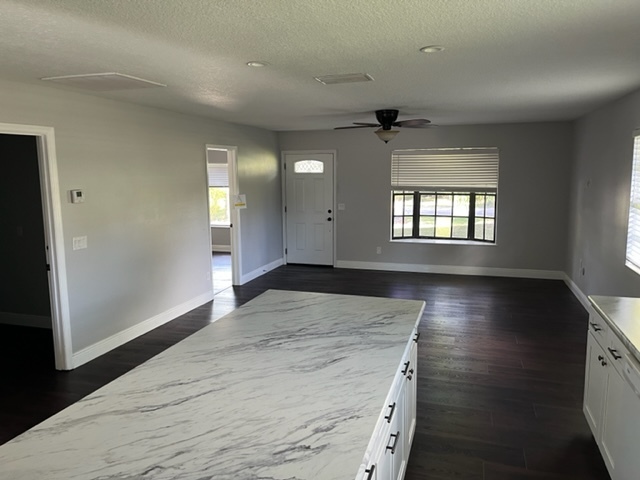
[328,209,332,213]
[327,217,332,221]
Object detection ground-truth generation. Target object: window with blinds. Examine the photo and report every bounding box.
[207,162,230,226]
[391,148,499,190]
[391,148,499,243]
[626,134,640,272]
[208,163,229,188]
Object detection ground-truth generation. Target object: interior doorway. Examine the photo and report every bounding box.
[206,145,241,292]
[0,134,53,371]
[0,123,72,370]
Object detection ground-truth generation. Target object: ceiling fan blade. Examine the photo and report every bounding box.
[352,122,381,127]
[393,119,431,127]
[334,125,378,130]
[401,123,438,129]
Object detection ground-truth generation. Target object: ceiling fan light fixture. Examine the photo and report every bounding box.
[374,128,399,143]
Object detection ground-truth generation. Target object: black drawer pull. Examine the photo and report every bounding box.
[590,322,602,332]
[385,402,396,423]
[413,332,420,343]
[601,359,608,366]
[401,361,410,375]
[364,465,375,480]
[607,347,622,360]
[598,355,604,361]
[386,431,400,454]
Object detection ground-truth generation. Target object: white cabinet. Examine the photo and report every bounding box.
[378,385,405,480]
[583,331,608,435]
[583,311,640,480]
[403,332,418,455]
[614,356,640,480]
[600,359,624,472]
[360,329,418,480]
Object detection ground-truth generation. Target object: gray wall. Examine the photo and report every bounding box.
[0,134,51,318]
[567,87,640,296]
[0,78,281,352]
[211,227,231,249]
[279,122,573,272]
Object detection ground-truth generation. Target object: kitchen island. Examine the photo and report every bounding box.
[0,290,424,480]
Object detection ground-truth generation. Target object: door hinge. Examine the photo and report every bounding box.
[46,264,50,271]
[284,206,287,213]
[285,248,287,254]
[284,163,287,170]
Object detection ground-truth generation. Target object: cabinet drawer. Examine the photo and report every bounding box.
[605,329,628,377]
[588,313,608,346]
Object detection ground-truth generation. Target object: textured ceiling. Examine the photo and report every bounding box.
[2,0,640,131]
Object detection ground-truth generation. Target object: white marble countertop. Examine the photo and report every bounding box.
[588,295,640,363]
[0,290,424,480]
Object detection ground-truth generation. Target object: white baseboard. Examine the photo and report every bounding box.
[71,291,214,369]
[0,312,52,329]
[562,273,591,310]
[336,260,565,280]
[240,257,284,284]
[212,245,231,252]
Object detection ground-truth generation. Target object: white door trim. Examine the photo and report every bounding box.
[0,122,73,370]
[206,144,242,285]
[281,150,337,267]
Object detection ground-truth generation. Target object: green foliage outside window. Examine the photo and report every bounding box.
[209,187,230,225]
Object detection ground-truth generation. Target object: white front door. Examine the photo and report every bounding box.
[284,152,334,265]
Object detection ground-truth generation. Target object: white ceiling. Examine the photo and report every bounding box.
[3,0,640,131]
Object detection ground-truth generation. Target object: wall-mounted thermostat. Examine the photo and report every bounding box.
[70,189,85,203]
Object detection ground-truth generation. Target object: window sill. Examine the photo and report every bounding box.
[625,260,640,276]
[390,238,496,246]
[210,224,231,228]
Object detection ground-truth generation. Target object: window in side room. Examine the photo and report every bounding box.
[208,162,230,226]
[625,133,640,274]
[391,148,499,243]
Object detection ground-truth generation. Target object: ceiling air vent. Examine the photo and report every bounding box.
[314,73,374,85]
[40,72,166,91]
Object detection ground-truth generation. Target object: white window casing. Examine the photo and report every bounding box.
[626,134,640,273]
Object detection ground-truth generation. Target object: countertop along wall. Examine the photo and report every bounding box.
[0,78,281,357]
[279,122,573,276]
[567,86,640,297]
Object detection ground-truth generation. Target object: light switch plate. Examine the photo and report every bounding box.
[72,236,87,250]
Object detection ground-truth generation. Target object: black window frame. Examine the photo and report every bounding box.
[392,189,497,243]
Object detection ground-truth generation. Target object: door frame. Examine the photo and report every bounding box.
[281,150,337,267]
[205,144,241,285]
[0,122,73,370]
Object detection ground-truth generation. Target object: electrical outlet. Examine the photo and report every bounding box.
[376,246,382,254]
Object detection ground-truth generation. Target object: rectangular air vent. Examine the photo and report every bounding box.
[314,73,374,85]
[40,72,166,91]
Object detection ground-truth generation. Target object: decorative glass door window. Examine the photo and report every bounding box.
[294,160,324,173]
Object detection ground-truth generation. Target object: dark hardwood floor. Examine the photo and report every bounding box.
[0,266,610,479]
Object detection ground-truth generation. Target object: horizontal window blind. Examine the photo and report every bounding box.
[208,163,228,187]
[391,148,499,190]
[626,135,640,270]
